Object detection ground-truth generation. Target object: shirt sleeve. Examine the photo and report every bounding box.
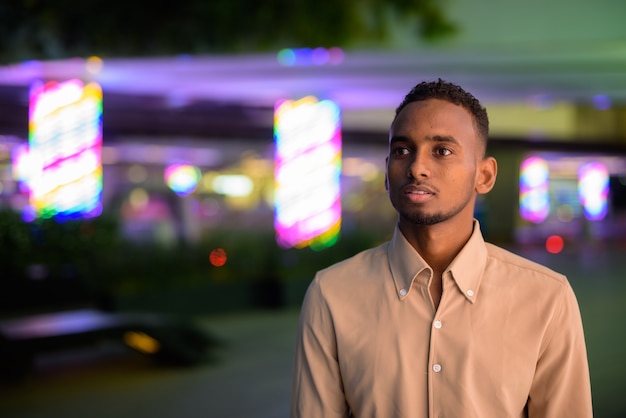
[527,280,593,417]
[290,274,350,418]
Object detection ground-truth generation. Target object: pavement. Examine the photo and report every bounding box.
[0,309,300,418]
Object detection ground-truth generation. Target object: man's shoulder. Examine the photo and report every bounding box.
[315,241,390,283]
[484,243,568,286]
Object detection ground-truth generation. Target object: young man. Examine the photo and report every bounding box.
[290,79,593,417]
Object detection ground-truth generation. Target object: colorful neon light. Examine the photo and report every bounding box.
[28,79,103,220]
[212,174,253,197]
[277,47,344,66]
[519,157,550,223]
[274,96,342,249]
[11,143,33,193]
[578,162,609,221]
[164,163,201,196]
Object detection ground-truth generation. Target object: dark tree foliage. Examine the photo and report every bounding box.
[0,0,456,63]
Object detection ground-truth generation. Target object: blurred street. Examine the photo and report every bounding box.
[0,243,624,418]
[0,309,299,418]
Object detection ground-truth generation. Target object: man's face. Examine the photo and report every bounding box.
[386,98,492,228]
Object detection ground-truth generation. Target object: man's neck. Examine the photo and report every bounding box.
[399,220,474,274]
[400,220,474,311]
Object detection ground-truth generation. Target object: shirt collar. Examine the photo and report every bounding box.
[388,220,488,303]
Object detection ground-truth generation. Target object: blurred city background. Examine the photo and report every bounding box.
[0,0,625,417]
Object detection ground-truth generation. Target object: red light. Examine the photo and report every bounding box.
[209,248,227,267]
[545,235,564,254]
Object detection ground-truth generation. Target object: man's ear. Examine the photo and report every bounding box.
[476,156,497,194]
[384,157,389,191]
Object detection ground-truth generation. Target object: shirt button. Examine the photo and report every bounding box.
[433,364,442,373]
[399,289,407,297]
[433,320,442,329]
[466,289,474,297]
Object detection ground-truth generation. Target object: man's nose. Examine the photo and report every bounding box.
[408,150,431,179]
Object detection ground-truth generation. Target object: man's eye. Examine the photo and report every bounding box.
[436,148,452,156]
[392,147,409,156]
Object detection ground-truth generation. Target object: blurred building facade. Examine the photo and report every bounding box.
[0,0,625,250]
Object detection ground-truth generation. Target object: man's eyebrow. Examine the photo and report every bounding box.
[389,135,409,144]
[430,135,460,145]
[389,135,460,145]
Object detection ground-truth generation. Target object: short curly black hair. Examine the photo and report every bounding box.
[394,79,489,151]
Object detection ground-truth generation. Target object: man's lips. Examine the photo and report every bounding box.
[401,184,436,203]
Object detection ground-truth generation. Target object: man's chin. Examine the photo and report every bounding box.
[400,212,444,226]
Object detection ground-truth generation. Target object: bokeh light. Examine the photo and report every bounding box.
[85,56,104,75]
[556,204,575,222]
[209,248,228,267]
[123,331,160,354]
[277,49,297,66]
[311,47,330,65]
[277,47,344,66]
[164,163,201,196]
[545,235,564,254]
[127,164,148,183]
[212,174,253,197]
[592,94,611,110]
[129,187,149,209]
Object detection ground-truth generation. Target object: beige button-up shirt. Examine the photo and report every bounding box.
[291,221,592,417]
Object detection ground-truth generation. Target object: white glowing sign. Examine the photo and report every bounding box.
[519,157,550,223]
[274,96,341,249]
[28,79,103,220]
[578,162,609,221]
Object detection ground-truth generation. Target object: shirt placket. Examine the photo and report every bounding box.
[427,271,452,418]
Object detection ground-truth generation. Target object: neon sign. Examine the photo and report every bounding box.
[274,96,342,249]
[28,79,103,220]
[578,162,609,221]
[519,157,550,223]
